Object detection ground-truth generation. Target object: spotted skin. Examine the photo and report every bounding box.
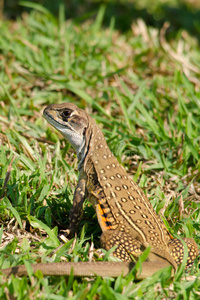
[43,103,199,271]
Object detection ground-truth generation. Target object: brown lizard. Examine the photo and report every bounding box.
[1,103,198,278]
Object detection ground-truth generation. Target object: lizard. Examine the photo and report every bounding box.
[1,102,198,278]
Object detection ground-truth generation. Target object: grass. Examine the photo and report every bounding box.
[0,0,200,298]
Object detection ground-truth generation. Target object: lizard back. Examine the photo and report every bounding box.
[84,116,171,253]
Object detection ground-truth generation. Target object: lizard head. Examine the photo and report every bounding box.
[43,103,89,160]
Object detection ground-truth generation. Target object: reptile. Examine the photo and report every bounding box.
[1,102,198,278]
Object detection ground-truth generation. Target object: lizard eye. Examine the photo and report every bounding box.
[61,109,72,119]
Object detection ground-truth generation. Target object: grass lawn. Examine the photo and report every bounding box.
[0,0,200,298]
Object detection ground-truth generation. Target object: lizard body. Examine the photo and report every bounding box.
[1,103,198,278]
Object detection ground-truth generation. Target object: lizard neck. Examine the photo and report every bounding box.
[78,116,109,171]
[77,116,94,170]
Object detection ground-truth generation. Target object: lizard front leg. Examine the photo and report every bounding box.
[66,176,87,237]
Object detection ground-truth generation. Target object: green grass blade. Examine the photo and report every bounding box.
[3,197,23,229]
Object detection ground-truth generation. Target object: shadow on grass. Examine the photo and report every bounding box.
[3,0,200,41]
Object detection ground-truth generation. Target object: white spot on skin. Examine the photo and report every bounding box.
[106,183,112,188]
[122,185,128,190]
[142,214,147,219]
[135,205,141,210]
[121,198,127,202]
[111,191,116,198]
[136,219,142,223]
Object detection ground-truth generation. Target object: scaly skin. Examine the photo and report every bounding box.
[1,103,198,278]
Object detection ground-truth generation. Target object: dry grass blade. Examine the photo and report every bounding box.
[160,22,200,74]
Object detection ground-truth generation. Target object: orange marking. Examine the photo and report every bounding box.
[91,190,117,231]
[96,203,115,231]
[166,229,174,239]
